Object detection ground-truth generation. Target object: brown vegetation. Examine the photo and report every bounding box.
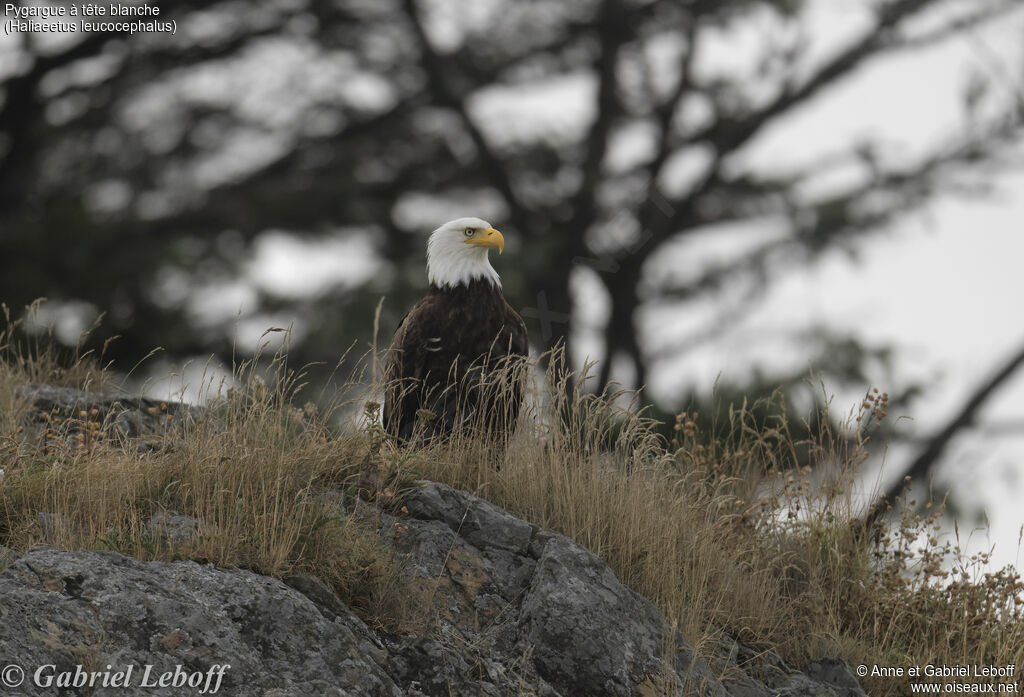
[1,311,1021,696]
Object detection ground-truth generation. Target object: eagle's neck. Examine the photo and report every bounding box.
[426,246,501,290]
[428,278,505,300]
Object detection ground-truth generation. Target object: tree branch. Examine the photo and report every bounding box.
[572,0,630,210]
[400,0,530,234]
[897,1,1024,51]
[864,337,1024,529]
[685,0,943,158]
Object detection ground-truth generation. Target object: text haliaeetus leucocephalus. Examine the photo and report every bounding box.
[383,217,528,442]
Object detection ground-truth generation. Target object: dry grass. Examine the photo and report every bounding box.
[392,355,1024,696]
[1,304,1021,696]
[0,309,404,624]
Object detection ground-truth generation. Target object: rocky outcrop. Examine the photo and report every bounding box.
[0,385,868,696]
[14,383,200,452]
[0,482,866,697]
[382,481,723,697]
[378,482,866,697]
[0,547,401,697]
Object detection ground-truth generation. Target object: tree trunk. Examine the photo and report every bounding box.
[597,255,645,394]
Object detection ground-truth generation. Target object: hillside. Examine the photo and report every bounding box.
[0,349,1021,696]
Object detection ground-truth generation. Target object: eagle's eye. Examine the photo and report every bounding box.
[463,227,475,237]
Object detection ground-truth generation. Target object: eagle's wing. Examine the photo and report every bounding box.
[504,300,529,359]
[383,296,441,439]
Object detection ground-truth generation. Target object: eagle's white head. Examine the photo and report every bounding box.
[427,217,505,289]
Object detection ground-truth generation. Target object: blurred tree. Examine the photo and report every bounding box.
[2,0,1023,481]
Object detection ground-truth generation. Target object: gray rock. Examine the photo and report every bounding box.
[402,480,537,556]
[386,482,726,696]
[520,533,724,697]
[722,643,869,697]
[0,547,403,697]
[804,659,864,692]
[774,659,867,697]
[15,383,201,451]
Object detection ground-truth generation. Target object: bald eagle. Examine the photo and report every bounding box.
[383,217,528,442]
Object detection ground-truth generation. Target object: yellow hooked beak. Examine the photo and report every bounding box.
[464,227,505,254]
